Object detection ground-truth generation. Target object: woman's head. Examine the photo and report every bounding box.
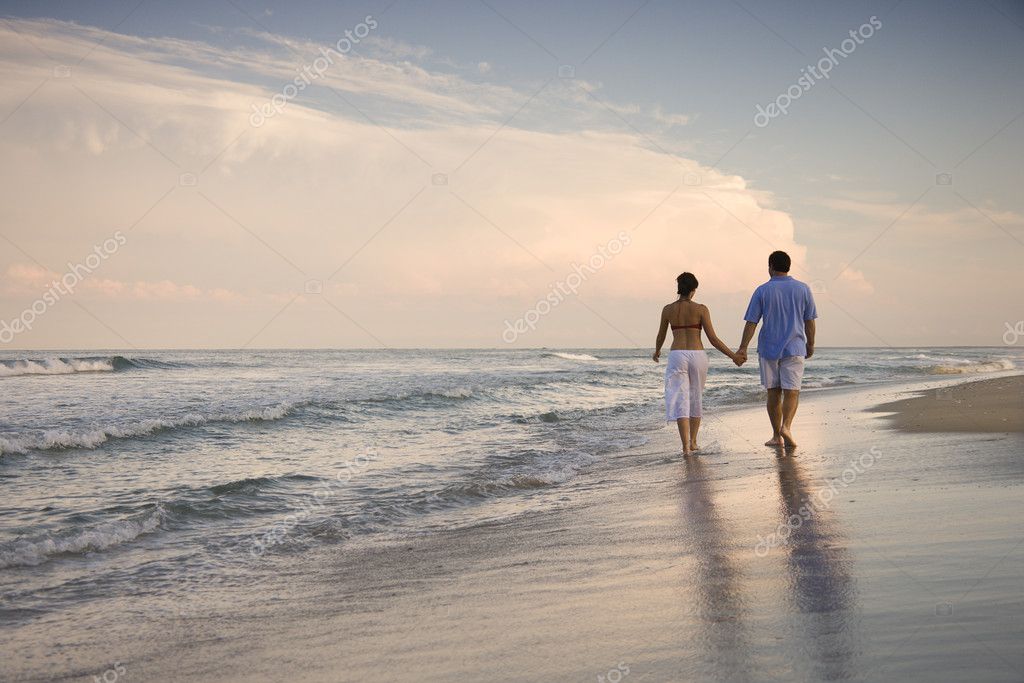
[676,272,698,298]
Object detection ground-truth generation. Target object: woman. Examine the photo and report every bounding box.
[653,272,742,455]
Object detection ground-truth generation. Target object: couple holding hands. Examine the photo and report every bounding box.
[653,251,818,455]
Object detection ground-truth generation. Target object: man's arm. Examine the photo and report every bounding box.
[804,319,816,359]
[737,321,758,362]
[738,287,762,364]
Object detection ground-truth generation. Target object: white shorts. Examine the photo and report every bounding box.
[759,355,805,390]
[665,350,709,420]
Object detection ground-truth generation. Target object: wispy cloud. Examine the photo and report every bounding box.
[0,17,801,346]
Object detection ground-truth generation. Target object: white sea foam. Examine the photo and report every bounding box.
[0,403,299,455]
[0,509,162,568]
[546,352,599,361]
[928,358,1015,374]
[0,357,115,377]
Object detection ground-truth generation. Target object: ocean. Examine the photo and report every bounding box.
[0,347,1020,623]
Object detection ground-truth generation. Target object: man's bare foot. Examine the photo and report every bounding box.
[765,436,783,447]
[779,427,797,448]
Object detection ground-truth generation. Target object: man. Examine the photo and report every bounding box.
[736,251,817,447]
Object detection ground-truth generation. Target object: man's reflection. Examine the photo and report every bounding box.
[773,453,859,680]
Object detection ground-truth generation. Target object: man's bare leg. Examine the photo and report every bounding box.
[676,418,692,454]
[765,388,783,446]
[689,417,701,452]
[780,389,800,447]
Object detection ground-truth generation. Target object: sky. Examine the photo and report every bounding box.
[0,0,1022,349]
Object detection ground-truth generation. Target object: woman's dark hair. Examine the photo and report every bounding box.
[677,272,698,297]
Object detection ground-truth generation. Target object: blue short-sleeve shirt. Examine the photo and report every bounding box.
[744,275,817,360]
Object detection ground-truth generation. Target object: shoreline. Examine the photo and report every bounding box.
[6,374,1022,682]
[869,374,1024,433]
[9,374,1024,683]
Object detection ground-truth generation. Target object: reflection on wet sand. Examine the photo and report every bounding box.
[679,456,754,680]
[774,452,860,680]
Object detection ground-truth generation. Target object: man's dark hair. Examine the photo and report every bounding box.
[677,272,698,296]
[768,250,791,273]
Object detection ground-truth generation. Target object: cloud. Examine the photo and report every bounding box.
[836,267,874,294]
[652,106,692,127]
[0,18,805,346]
[816,195,1024,231]
[1,265,250,302]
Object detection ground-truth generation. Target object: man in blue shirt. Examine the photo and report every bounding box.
[737,251,817,448]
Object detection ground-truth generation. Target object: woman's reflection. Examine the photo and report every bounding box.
[679,455,753,680]
[773,453,860,680]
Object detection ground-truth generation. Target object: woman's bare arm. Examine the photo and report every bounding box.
[701,306,739,363]
[653,306,670,362]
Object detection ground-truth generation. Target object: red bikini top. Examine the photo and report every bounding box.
[671,300,701,331]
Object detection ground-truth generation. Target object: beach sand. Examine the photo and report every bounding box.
[9,375,1024,682]
[870,375,1024,433]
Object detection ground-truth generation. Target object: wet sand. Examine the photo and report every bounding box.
[7,376,1024,682]
[870,375,1024,433]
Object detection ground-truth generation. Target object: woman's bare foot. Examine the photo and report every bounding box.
[765,436,783,447]
[689,443,699,452]
[682,447,694,456]
[779,427,798,447]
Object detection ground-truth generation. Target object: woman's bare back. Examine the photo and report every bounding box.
[666,300,705,351]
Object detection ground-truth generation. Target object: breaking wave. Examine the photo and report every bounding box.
[926,358,1015,375]
[0,356,180,378]
[0,403,300,455]
[0,509,162,568]
[544,352,599,361]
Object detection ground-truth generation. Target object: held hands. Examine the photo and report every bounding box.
[733,348,748,367]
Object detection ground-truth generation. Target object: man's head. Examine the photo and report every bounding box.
[768,250,791,276]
